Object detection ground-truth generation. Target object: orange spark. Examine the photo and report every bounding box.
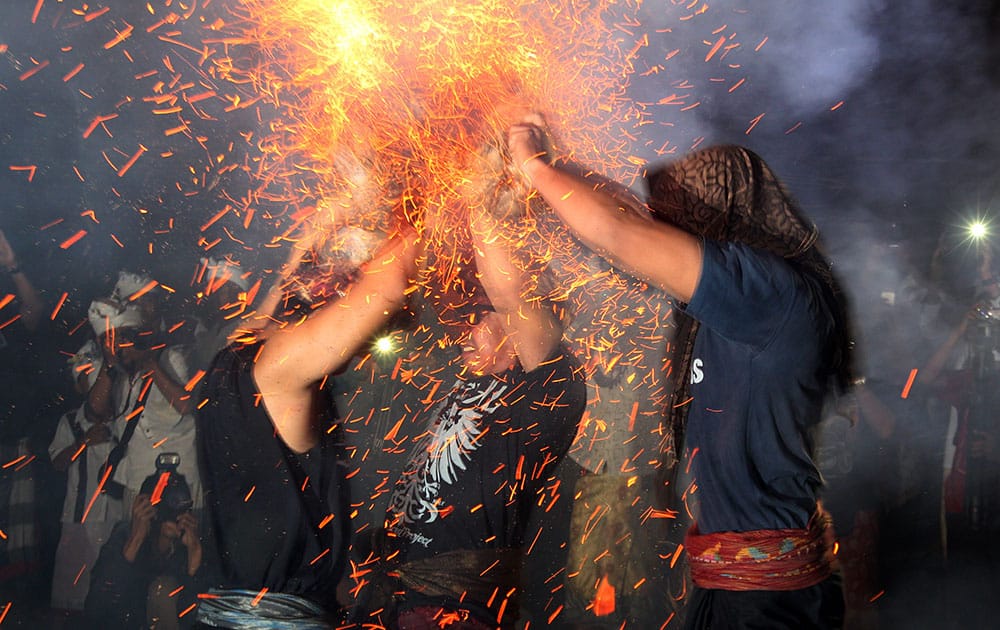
[745,112,765,134]
[63,63,85,82]
[251,588,268,606]
[900,368,918,399]
[704,36,726,62]
[150,472,171,505]
[50,292,68,320]
[82,114,119,139]
[116,145,148,177]
[19,60,50,81]
[59,230,88,249]
[104,23,135,50]
[9,165,37,182]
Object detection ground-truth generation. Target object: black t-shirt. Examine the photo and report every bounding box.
[196,342,349,610]
[383,349,585,607]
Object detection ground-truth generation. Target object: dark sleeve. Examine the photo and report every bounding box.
[196,343,295,588]
[196,342,346,599]
[85,521,148,629]
[684,240,804,349]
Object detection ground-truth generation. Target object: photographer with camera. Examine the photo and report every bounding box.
[918,245,1000,627]
[85,298,202,512]
[86,453,209,629]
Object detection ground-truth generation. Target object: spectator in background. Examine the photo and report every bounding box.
[48,340,124,619]
[919,246,1000,629]
[85,298,202,514]
[0,227,51,608]
[110,270,192,345]
[86,457,207,629]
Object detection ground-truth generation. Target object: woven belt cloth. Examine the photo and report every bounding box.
[684,505,838,592]
[195,588,333,629]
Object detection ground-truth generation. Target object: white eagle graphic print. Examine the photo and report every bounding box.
[388,376,509,525]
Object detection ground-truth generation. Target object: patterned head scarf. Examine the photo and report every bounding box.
[645,145,818,258]
[646,145,855,395]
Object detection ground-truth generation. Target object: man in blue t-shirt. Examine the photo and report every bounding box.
[508,114,852,629]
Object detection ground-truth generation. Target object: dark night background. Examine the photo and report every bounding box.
[3,0,1000,628]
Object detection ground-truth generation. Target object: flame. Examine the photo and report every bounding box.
[207,0,642,300]
[592,573,616,616]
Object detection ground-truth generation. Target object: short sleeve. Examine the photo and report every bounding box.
[162,346,191,385]
[685,240,800,349]
[48,412,77,460]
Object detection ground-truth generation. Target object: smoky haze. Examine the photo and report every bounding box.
[1,0,999,627]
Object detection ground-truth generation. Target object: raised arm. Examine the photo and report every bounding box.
[507,115,704,303]
[470,210,561,372]
[252,229,419,451]
[0,229,44,330]
[246,227,320,330]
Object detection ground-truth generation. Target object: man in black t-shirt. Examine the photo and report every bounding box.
[378,204,586,629]
[195,230,419,628]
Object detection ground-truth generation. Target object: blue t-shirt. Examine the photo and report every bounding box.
[683,240,835,533]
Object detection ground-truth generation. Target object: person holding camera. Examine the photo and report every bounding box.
[86,454,207,629]
[85,298,202,512]
[917,246,1000,628]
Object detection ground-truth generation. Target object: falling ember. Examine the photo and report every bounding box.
[8,165,37,182]
[900,368,918,399]
[116,145,148,177]
[50,292,68,320]
[746,112,765,135]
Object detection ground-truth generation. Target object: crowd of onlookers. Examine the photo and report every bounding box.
[0,224,249,628]
[817,230,1000,629]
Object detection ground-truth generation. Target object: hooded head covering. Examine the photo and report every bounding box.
[645,145,819,257]
[111,270,155,302]
[645,145,855,393]
[88,298,142,337]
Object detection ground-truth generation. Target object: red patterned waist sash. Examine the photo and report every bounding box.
[685,506,837,591]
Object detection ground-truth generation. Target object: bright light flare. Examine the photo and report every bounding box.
[968,219,989,241]
[374,335,396,355]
